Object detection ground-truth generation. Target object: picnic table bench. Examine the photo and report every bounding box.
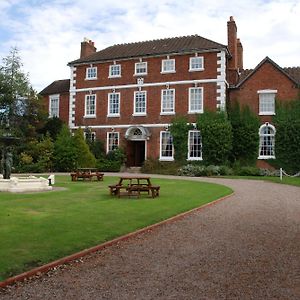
[70,168,104,181]
[109,176,160,198]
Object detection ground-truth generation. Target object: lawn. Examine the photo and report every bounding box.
[0,175,232,281]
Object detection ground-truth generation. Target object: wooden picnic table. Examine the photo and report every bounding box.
[70,168,104,181]
[108,176,160,198]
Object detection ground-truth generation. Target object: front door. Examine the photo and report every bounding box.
[127,141,145,167]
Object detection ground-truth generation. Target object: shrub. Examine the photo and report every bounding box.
[97,148,126,172]
[196,111,232,165]
[141,158,180,175]
[235,166,261,176]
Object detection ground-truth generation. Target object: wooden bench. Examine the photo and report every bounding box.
[71,169,104,181]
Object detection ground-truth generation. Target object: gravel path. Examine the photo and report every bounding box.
[1,177,299,300]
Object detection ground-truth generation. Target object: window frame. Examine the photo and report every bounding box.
[188,87,204,113]
[161,88,175,115]
[84,131,96,142]
[258,123,276,159]
[187,130,202,161]
[107,132,119,153]
[109,64,121,78]
[84,94,96,118]
[159,131,174,161]
[49,94,59,118]
[258,90,277,115]
[189,56,204,72]
[107,92,121,117]
[134,62,147,76]
[86,66,97,80]
[133,90,147,116]
[161,59,175,74]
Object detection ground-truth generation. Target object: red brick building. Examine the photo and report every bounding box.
[40,17,300,167]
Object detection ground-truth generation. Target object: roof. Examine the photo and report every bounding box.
[39,79,70,95]
[69,35,227,65]
[235,57,300,88]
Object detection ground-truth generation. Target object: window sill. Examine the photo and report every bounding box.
[258,156,275,160]
[108,75,121,78]
[187,157,203,161]
[189,68,204,72]
[107,114,120,118]
[132,113,147,117]
[188,110,203,114]
[85,78,97,81]
[159,157,174,162]
[259,112,275,116]
[160,71,176,74]
[84,115,96,119]
[134,73,147,76]
[160,112,175,116]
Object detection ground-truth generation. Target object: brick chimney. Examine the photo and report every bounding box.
[80,38,96,59]
[227,16,243,85]
[237,38,243,71]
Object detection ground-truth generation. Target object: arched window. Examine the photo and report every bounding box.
[258,123,276,159]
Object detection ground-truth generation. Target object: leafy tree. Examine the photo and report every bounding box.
[73,128,96,168]
[0,47,31,127]
[39,116,64,140]
[196,111,232,165]
[53,125,78,171]
[228,102,260,165]
[272,99,300,173]
[169,115,193,162]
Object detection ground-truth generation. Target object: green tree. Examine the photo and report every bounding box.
[39,117,64,140]
[196,111,232,165]
[53,125,78,171]
[228,102,260,165]
[169,115,193,163]
[73,128,96,168]
[272,99,300,173]
[0,47,31,126]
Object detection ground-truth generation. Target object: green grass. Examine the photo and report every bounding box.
[0,176,232,281]
[223,176,300,187]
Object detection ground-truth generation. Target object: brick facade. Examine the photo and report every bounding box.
[40,17,300,168]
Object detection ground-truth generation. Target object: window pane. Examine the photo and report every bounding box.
[87,67,97,79]
[189,88,203,112]
[135,91,146,113]
[162,89,175,113]
[259,125,275,158]
[161,131,173,158]
[109,93,120,115]
[110,65,121,77]
[190,57,203,70]
[108,132,119,151]
[162,59,175,72]
[259,93,275,114]
[86,95,96,115]
[135,62,147,74]
[189,131,202,159]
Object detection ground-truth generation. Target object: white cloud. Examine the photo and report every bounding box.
[0,0,299,91]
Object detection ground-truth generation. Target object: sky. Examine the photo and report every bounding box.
[0,0,299,92]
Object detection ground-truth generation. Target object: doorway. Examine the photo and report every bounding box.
[127,141,145,167]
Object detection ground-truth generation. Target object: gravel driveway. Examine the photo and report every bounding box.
[1,176,299,300]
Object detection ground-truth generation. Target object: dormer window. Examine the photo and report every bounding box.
[86,66,97,79]
[189,56,204,71]
[109,64,121,78]
[135,62,147,75]
[161,59,175,73]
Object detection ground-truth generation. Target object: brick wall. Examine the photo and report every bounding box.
[230,60,299,123]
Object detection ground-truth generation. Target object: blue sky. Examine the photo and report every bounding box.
[0,0,299,91]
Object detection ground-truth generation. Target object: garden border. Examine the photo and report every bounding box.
[0,192,233,289]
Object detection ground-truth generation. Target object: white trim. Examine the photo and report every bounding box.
[188,87,203,114]
[86,66,97,80]
[161,88,175,114]
[258,123,276,159]
[187,130,203,161]
[84,94,96,118]
[161,58,176,73]
[159,131,174,161]
[49,94,60,118]
[189,56,204,72]
[72,78,222,93]
[106,131,120,153]
[109,64,121,78]
[70,123,171,130]
[107,92,121,117]
[134,62,147,76]
[257,89,278,94]
[134,90,147,115]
